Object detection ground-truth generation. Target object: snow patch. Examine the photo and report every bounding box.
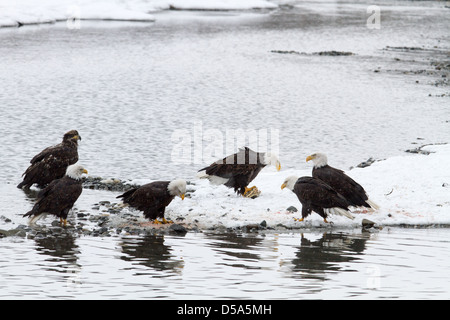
[163,143,450,229]
[0,0,277,28]
[2,144,449,231]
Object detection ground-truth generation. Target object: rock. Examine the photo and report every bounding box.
[0,228,27,238]
[362,219,382,230]
[168,224,187,234]
[271,50,302,55]
[405,147,431,155]
[243,224,261,232]
[356,157,378,168]
[314,50,354,56]
[271,50,355,56]
[362,219,376,228]
[0,216,11,223]
[286,206,298,213]
[51,220,61,227]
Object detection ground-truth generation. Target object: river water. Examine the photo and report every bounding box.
[2,228,450,299]
[0,1,449,299]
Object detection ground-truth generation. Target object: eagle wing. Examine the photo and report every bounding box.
[24,176,82,217]
[19,142,79,189]
[29,142,62,164]
[313,165,368,205]
[118,182,173,220]
[294,177,349,209]
[202,148,265,189]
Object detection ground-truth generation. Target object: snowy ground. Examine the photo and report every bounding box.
[1,144,449,233]
[161,143,450,229]
[0,0,278,28]
[113,143,450,230]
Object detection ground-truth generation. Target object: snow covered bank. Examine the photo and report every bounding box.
[1,144,449,233]
[120,143,450,230]
[0,0,277,28]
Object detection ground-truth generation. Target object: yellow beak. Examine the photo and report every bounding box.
[277,163,281,171]
[281,183,287,190]
[181,194,185,200]
[306,155,313,162]
[82,169,88,174]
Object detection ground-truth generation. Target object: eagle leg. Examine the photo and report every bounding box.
[152,219,163,225]
[244,186,257,193]
[323,218,329,223]
[60,218,68,227]
[162,217,173,224]
[243,186,261,198]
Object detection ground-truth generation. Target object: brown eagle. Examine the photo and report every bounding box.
[281,175,355,223]
[306,153,379,210]
[117,179,186,224]
[197,147,281,197]
[23,164,87,226]
[17,130,81,189]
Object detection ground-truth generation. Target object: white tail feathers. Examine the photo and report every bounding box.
[197,170,208,179]
[329,207,355,220]
[366,199,380,210]
[29,213,46,225]
[197,171,229,185]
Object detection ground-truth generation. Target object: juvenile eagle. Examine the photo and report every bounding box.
[306,153,379,210]
[23,164,87,226]
[117,179,186,224]
[197,147,281,197]
[281,175,355,222]
[17,130,81,189]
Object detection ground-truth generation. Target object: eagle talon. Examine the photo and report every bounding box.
[152,219,163,225]
[162,218,173,224]
[60,218,68,227]
[243,186,261,198]
[294,217,304,222]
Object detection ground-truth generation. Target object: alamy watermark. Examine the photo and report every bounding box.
[171,121,280,165]
[366,265,381,289]
[366,5,381,29]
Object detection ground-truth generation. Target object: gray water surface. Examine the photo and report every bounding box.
[0,3,448,183]
[0,1,449,300]
[1,228,450,299]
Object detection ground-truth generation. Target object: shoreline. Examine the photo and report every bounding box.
[1,142,448,239]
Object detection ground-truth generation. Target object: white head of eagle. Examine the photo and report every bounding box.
[264,152,281,171]
[168,179,187,200]
[306,152,328,168]
[66,164,88,180]
[281,175,299,191]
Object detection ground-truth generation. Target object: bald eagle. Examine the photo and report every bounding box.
[197,147,281,197]
[17,130,81,190]
[306,153,379,210]
[23,164,87,226]
[117,179,186,224]
[281,175,355,222]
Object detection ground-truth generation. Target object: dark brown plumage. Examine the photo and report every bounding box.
[281,176,354,222]
[117,180,186,224]
[17,130,81,189]
[197,147,280,196]
[23,164,87,226]
[306,153,379,210]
